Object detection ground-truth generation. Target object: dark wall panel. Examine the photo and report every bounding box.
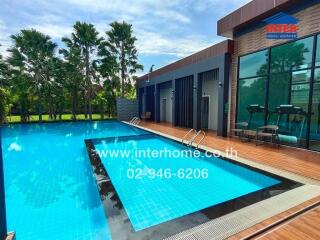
[175,76,194,128]
[146,85,155,121]
[138,88,144,116]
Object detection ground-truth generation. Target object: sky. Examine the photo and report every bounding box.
[0,0,251,76]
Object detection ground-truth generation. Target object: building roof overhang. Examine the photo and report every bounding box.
[138,39,233,82]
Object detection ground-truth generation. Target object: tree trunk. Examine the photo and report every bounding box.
[85,47,92,120]
[88,87,92,120]
[71,89,77,120]
[38,94,42,122]
[100,101,104,120]
[121,44,125,98]
[83,90,88,119]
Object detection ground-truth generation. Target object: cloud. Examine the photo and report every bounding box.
[136,29,219,57]
[62,0,190,23]
[0,0,249,69]
[0,19,12,58]
[29,24,72,40]
[192,0,252,15]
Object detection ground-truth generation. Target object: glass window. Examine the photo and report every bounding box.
[309,69,320,151]
[239,50,268,79]
[316,34,320,66]
[237,34,320,151]
[291,70,311,113]
[271,37,314,73]
[292,69,311,84]
[268,73,290,124]
[315,67,320,82]
[237,77,266,129]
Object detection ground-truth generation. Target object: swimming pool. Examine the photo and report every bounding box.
[88,133,300,240]
[1,121,300,240]
[1,121,145,240]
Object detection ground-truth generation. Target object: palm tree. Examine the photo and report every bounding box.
[60,37,84,120]
[10,29,57,122]
[7,47,32,122]
[0,87,10,124]
[106,21,143,98]
[94,39,120,117]
[70,21,102,120]
[0,46,9,88]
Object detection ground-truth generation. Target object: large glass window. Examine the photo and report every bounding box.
[268,73,290,123]
[271,37,314,73]
[237,35,318,150]
[309,68,320,151]
[316,35,320,66]
[238,49,268,130]
[237,77,266,129]
[239,50,268,78]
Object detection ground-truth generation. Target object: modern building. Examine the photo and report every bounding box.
[137,0,320,152]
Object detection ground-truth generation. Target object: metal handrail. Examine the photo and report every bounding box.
[129,117,138,124]
[188,130,202,146]
[181,129,196,145]
[131,118,141,126]
[134,119,141,126]
[195,131,206,148]
[132,118,138,125]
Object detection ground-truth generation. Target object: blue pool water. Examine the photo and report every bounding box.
[1,121,145,240]
[94,134,281,231]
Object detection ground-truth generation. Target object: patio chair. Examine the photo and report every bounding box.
[232,104,265,141]
[141,112,151,121]
[255,125,279,147]
[231,122,248,140]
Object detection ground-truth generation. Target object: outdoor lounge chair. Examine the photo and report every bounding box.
[141,112,151,121]
[255,125,279,147]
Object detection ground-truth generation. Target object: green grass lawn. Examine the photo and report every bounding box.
[7,114,115,123]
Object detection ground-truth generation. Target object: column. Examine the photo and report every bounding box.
[154,84,160,123]
[193,73,202,130]
[217,54,231,137]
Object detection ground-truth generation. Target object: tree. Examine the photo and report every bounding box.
[70,21,102,120]
[0,87,9,124]
[48,57,67,120]
[94,39,120,117]
[59,37,84,120]
[7,47,32,122]
[10,29,57,122]
[106,21,143,98]
[0,47,9,88]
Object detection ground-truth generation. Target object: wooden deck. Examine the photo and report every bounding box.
[137,121,320,240]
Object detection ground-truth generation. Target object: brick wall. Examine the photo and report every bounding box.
[116,98,139,121]
[229,3,320,131]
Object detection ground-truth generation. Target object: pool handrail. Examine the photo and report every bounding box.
[182,129,196,145]
[195,131,206,148]
[188,130,206,147]
[129,117,139,124]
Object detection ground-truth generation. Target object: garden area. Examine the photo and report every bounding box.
[0,21,143,124]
